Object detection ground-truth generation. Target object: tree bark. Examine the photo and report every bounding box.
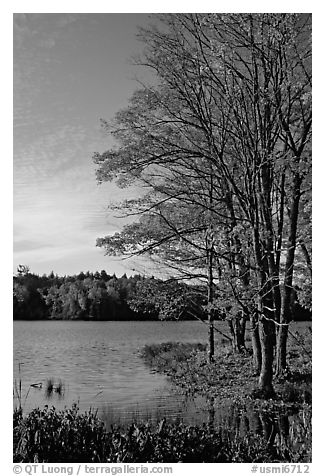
[207,164,215,363]
[252,226,275,395]
[276,324,289,376]
[258,315,275,397]
[207,247,214,363]
[228,313,247,353]
[276,173,302,375]
[251,310,262,373]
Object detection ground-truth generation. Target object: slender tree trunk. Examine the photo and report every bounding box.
[223,190,251,354]
[207,245,214,363]
[252,225,275,396]
[236,316,247,351]
[276,324,289,376]
[275,172,286,273]
[228,313,247,353]
[276,173,302,375]
[258,314,275,396]
[208,397,215,427]
[207,164,215,363]
[251,310,262,373]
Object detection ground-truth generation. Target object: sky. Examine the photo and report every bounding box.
[13,13,156,277]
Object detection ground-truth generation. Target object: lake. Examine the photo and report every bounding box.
[14,320,215,424]
[13,319,311,447]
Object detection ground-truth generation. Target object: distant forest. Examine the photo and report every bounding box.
[13,265,310,322]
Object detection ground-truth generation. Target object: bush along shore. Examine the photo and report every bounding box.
[13,328,311,463]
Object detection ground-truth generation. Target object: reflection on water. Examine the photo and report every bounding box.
[210,401,311,456]
[97,393,311,458]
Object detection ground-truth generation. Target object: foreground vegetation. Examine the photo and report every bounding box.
[13,403,310,463]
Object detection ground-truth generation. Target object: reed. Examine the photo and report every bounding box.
[13,363,31,411]
[45,378,65,398]
[45,378,54,397]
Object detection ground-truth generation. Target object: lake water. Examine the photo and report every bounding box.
[14,320,213,424]
[13,319,311,448]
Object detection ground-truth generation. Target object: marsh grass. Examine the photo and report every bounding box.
[140,342,207,376]
[45,378,54,397]
[141,341,207,362]
[13,363,32,411]
[55,379,64,396]
[45,378,65,399]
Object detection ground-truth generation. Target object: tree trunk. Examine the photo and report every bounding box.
[208,311,214,363]
[276,324,289,376]
[207,166,215,363]
[228,314,247,353]
[276,172,302,375]
[258,316,275,397]
[207,246,214,363]
[252,227,275,395]
[251,310,262,374]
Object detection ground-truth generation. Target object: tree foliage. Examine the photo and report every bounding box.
[13,267,208,322]
[94,14,311,393]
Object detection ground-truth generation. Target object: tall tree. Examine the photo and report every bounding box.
[94,13,311,394]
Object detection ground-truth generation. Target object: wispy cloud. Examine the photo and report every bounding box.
[13,13,152,276]
[13,121,137,274]
[14,13,78,49]
[13,240,53,253]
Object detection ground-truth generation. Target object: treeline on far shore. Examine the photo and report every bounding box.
[13,266,311,322]
[13,266,203,321]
